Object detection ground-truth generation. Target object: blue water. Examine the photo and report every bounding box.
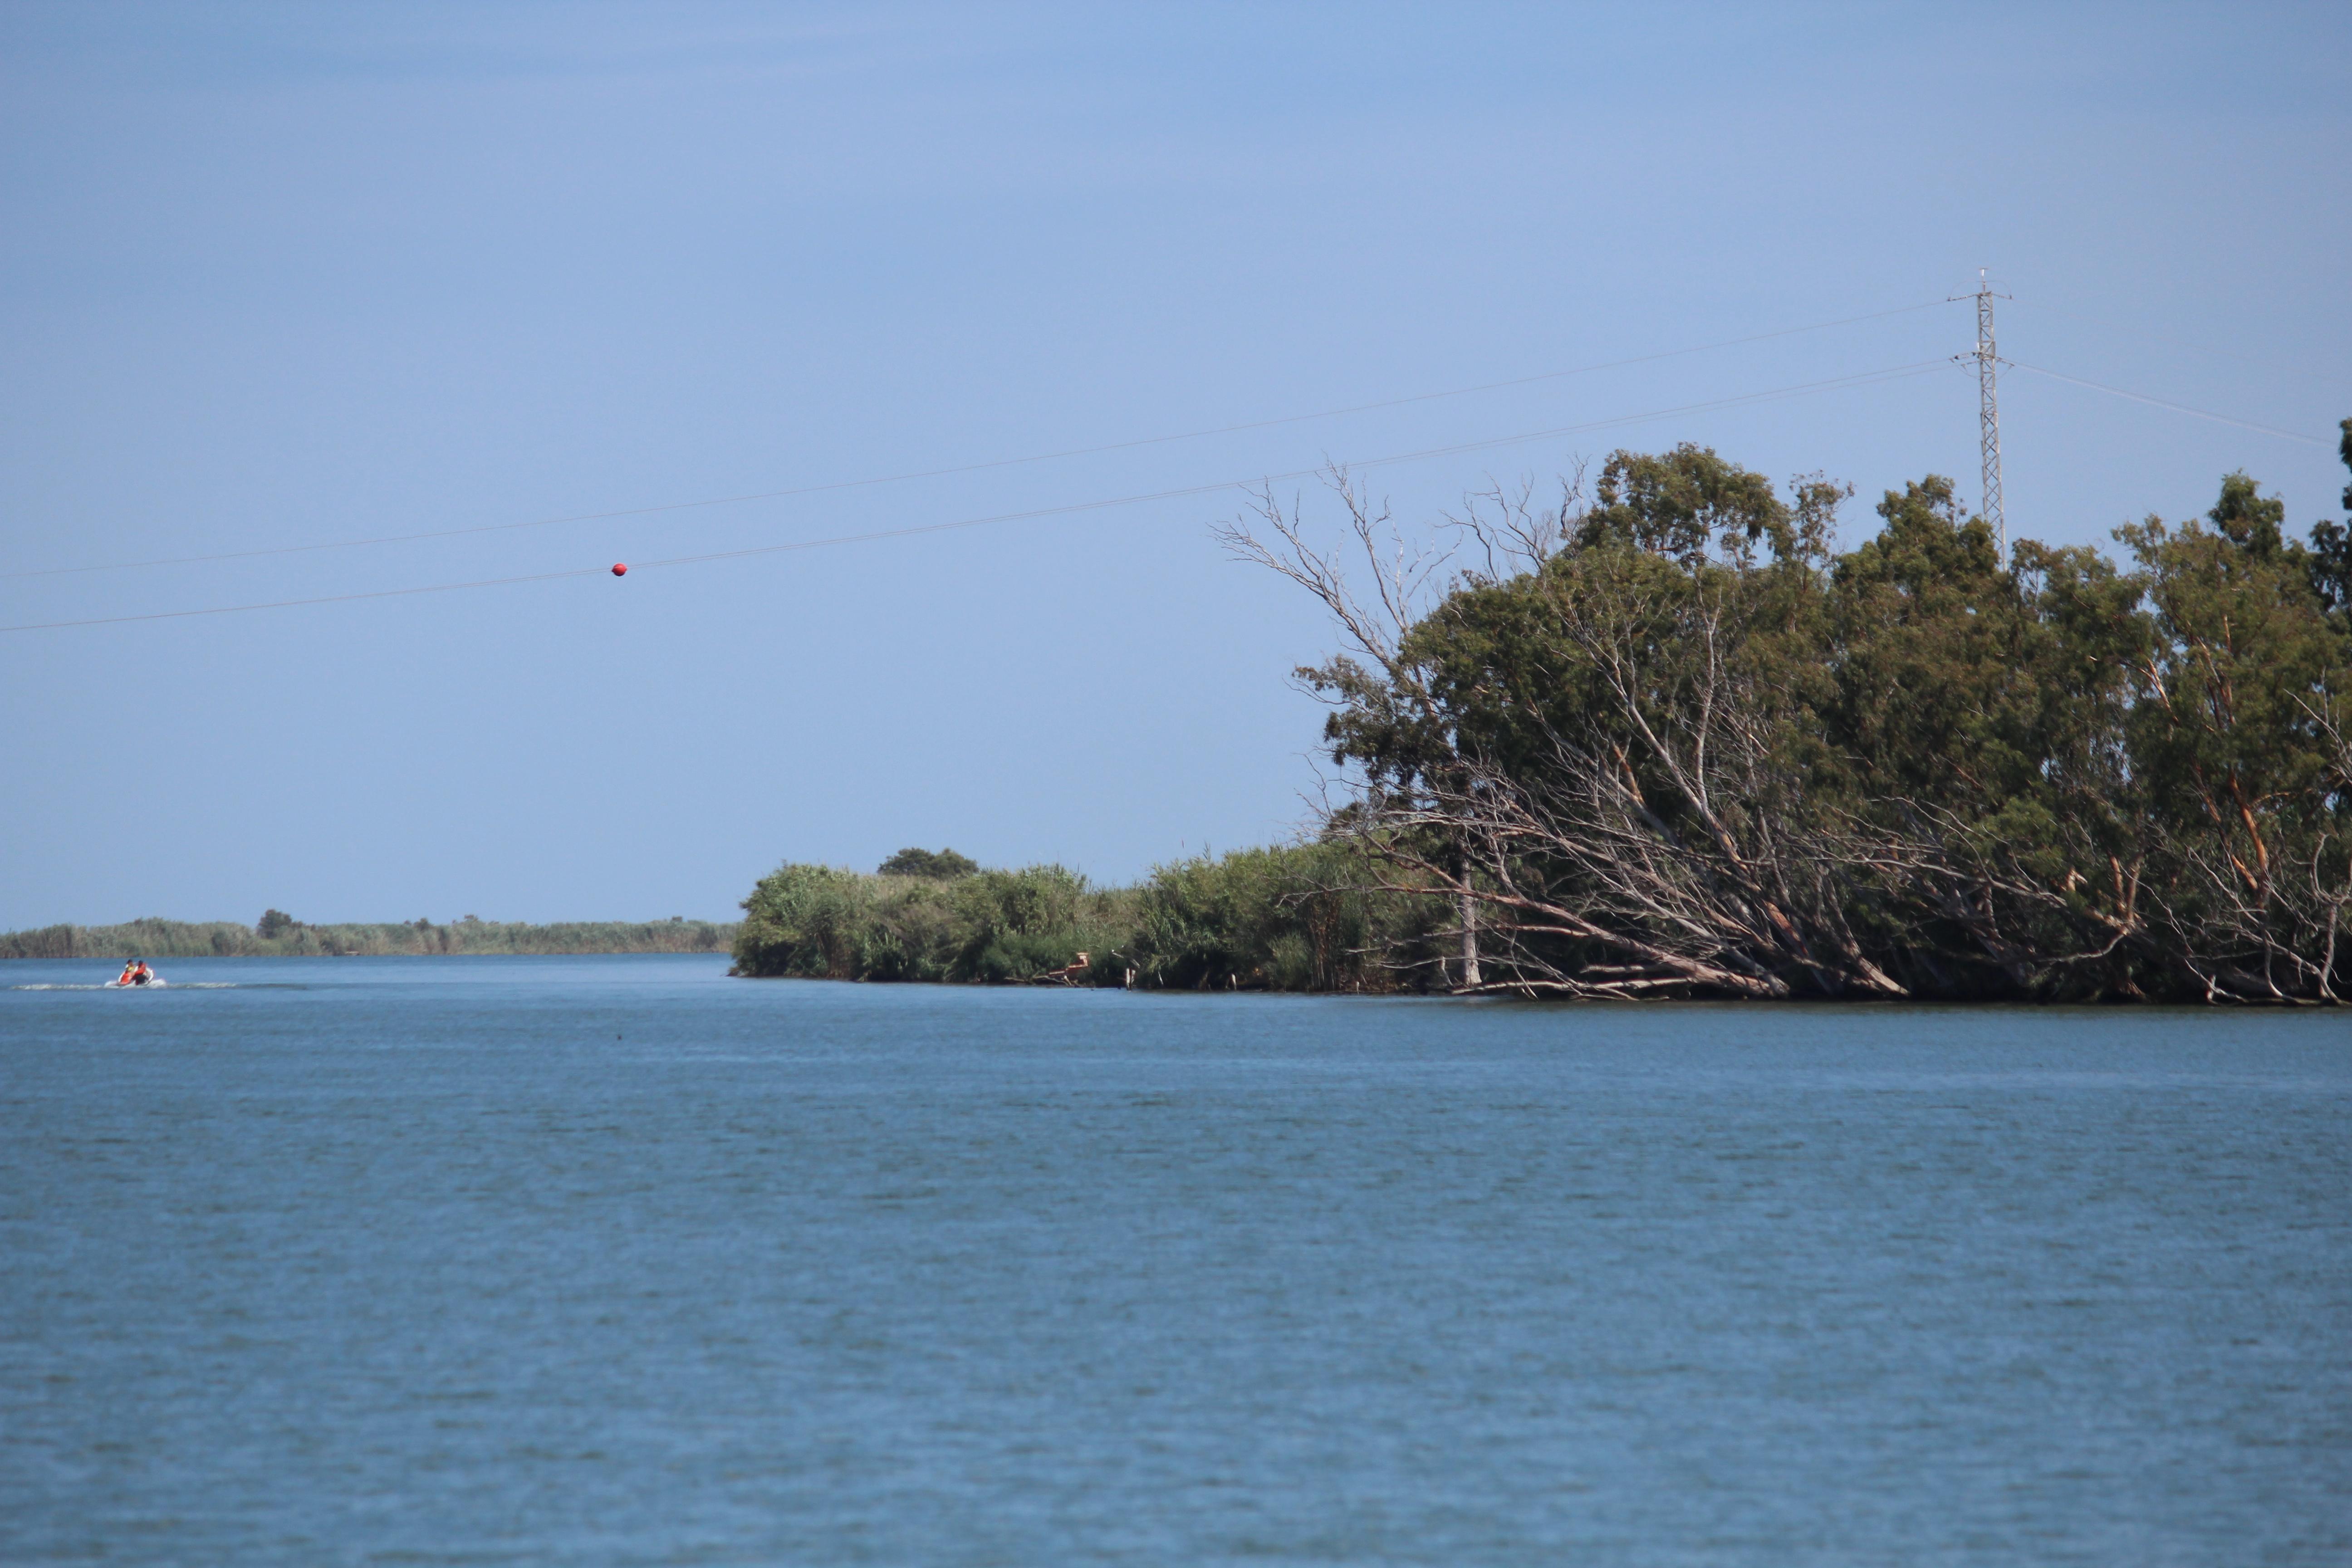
[2,955,2346,1564]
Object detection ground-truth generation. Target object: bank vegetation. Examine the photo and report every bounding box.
[741,426,2352,1003]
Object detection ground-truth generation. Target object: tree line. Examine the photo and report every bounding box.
[1222,425,2352,1003]
[740,426,2352,1003]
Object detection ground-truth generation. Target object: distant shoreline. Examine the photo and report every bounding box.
[1,917,738,960]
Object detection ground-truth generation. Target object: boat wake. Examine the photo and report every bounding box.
[11,981,245,991]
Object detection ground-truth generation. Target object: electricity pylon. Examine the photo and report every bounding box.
[1955,269,2009,557]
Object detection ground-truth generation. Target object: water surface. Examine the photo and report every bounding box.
[3,955,2346,1564]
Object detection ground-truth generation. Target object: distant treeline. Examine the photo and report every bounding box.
[733,845,1447,991]
[1,914,737,960]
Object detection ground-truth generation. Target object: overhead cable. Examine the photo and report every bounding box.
[1,300,1955,582]
[2007,295,2346,385]
[0,359,1947,634]
[2004,361,2328,446]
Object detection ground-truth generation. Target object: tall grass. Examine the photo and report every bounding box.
[731,845,1448,991]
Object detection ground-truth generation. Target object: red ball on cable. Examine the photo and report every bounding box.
[611,563,628,577]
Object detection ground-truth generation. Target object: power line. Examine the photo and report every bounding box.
[2007,294,2351,387]
[1,358,1948,634]
[0,299,1955,583]
[627,363,1950,576]
[2003,360,2330,446]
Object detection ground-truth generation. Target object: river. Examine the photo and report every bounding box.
[3,954,2345,1563]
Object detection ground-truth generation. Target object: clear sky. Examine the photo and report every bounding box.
[3,2,2347,927]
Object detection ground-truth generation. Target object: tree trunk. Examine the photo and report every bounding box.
[1459,885,1481,990]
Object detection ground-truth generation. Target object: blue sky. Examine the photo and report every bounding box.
[3,2,2347,926]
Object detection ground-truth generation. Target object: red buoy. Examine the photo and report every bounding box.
[611,563,628,576]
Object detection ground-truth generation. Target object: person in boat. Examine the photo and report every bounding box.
[117,959,138,986]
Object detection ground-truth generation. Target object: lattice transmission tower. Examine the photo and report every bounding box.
[1964,268,2008,557]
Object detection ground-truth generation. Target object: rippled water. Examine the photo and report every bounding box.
[3,955,2347,1564]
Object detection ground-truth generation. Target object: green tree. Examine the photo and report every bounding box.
[877,847,980,880]
[1820,478,2151,994]
[2116,466,2350,998]
[2305,420,2352,616]
[1255,450,1904,998]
